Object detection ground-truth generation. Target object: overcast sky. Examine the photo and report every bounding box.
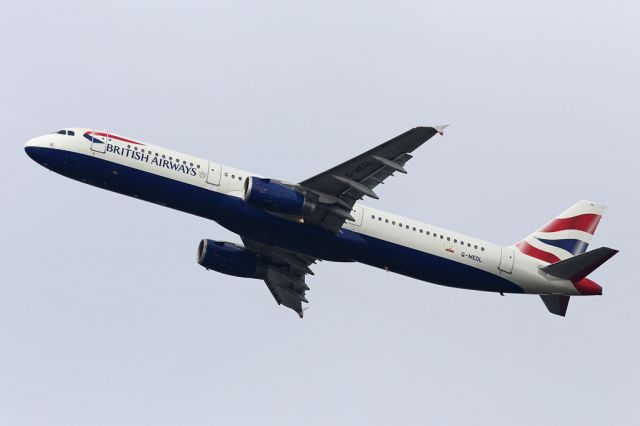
[2,1,639,425]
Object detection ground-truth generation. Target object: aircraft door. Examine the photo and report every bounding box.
[206,161,221,185]
[499,247,515,274]
[90,130,107,153]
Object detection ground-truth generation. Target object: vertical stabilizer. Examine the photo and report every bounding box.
[515,200,606,263]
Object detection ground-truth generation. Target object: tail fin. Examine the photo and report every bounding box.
[515,200,606,263]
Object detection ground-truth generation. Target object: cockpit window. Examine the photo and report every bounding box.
[67,130,75,136]
[57,130,66,135]
[55,130,75,136]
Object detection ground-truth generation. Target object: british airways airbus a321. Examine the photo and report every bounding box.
[25,127,617,317]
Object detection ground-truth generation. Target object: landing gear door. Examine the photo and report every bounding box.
[90,130,107,153]
[346,205,364,227]
[206,161,221,185]
[499,247,515,274]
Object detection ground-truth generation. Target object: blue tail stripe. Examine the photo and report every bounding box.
[535,237,588,256]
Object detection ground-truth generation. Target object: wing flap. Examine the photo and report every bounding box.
[242,238,316,318]
[265,268,308,317]
[300,126,444,231]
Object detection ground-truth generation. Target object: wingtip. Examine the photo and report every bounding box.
[433,124,449,135]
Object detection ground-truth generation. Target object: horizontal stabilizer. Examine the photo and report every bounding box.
[540,295,570,316]
[540,247,618,281]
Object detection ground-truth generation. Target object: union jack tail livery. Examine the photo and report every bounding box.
[516,200,605,264]
[514,200,615,316]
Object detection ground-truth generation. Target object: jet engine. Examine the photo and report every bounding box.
[243,177,316,216]
[197,239,266,278]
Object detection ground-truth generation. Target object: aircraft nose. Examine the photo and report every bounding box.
[25,137,40,160]
[25,135,46,150]
[24,136,51,164]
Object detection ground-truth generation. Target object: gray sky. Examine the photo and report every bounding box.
[2,1,639,425]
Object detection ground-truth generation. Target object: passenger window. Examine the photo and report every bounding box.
[378,217,382,221]
[371,215,375,219]
[481,247,485,251]
[447,237,450,241]
[406,225,409,229]
[426,231,430,235]
[440,235,444,239]
[392,221,396,225]
[385,219,389,223]
[467,243,471,247]
[474,245,478,249]
[412,227,416,231]
[419,229,423,233]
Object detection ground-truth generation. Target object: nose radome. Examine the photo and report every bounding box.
[24,135,51,164]
[24,137,37,149]
[25,139,40,162]
[25,135,48,149]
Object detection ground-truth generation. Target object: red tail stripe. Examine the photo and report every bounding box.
[539,214,601,234]
[516,241,560,264]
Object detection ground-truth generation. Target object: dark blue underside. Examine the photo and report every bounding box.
[26,147,523,294]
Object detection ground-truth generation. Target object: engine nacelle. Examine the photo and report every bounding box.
[243,177,316,216]
[197,239,266,278]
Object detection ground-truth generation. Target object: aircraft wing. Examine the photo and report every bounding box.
[299,126,446,232]
[242,238,317,317]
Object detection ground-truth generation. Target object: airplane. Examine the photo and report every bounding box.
[24,126,617,317]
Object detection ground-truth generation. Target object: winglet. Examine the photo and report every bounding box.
[433,124,449,135]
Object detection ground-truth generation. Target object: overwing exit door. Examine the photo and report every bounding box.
[206,161,221,185]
